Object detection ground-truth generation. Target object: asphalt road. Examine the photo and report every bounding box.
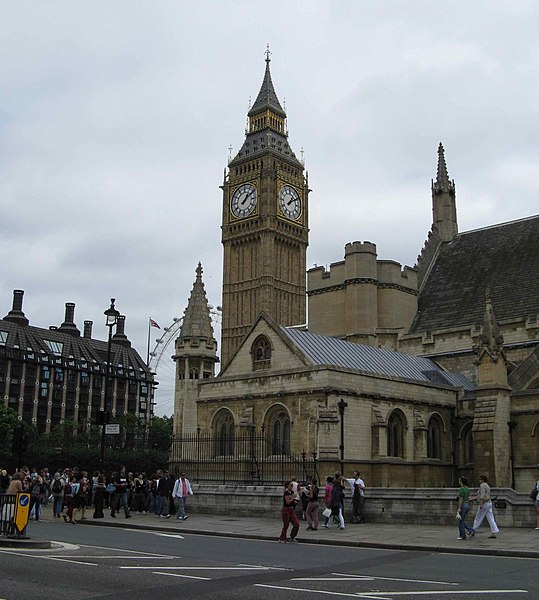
[0,521,536,600]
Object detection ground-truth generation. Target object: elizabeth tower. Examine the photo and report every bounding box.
[221,51,309,367]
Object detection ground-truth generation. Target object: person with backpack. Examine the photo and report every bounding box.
[51,472,65,518]
[63,476,77,524]
[29,475,44,521]
[72,471,90,522]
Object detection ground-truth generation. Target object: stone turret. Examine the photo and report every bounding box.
[307,242,417,347]
[416,143,458,288]
[472,289,512,486]
[173,263,219,436]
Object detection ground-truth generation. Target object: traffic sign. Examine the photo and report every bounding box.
[14,492,30,534]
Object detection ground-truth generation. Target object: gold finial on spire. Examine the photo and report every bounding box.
[228,145,233,163]
[265,43,271,63]
[300,147,305,166]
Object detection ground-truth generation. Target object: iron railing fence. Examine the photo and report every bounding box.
[0,494,17,536]
[169,431,319,485]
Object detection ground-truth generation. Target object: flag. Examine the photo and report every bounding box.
[150,318,160,329]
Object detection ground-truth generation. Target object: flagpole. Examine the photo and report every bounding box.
[146,317,151,365]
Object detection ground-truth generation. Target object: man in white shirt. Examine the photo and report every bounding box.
[172,472,193,520]
[347,471,366,524]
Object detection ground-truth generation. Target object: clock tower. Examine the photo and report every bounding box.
[221,50,309,368]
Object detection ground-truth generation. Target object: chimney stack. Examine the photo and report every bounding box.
[83,320,93,338]
[3,289,29,326]
[58,302,80,336]
[112,315,131,347]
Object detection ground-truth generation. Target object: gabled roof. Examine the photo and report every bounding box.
[282,327,474,390]
[411,215,539,333]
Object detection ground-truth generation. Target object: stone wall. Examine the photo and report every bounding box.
[188,484,537,528]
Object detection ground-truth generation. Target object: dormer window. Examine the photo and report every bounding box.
[252,335,272,371]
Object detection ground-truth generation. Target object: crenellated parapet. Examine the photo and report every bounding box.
[307,241,418,342]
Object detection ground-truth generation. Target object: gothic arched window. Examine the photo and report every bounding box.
[387,410,406,458]
[252,335,272,371]
[427,414,444,459]
[266,406,291,454]
[462,422,474,465]
[213,409,235,456]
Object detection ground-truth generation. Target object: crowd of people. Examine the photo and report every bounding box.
[279,471,367,542]
[0,465,194,530]
[2,465,538,541]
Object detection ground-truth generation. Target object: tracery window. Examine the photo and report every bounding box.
[462,422,474,465]
[387,410,406,458]
[267,407,290,454]
[427,414,444,459]
[252,335,272,371]
[214,409,235,456]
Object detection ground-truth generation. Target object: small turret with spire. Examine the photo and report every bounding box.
[172,263,219,436]
[431,142,458,242]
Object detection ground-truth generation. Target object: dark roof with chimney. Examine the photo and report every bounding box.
[411,215,539,333]
[0,292,153,379]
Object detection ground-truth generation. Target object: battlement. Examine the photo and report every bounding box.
[308,242,417,293]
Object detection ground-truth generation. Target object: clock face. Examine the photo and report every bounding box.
[231,183,257,218]
[279,185,301,220]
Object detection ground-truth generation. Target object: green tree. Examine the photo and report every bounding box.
[148,415,173,451]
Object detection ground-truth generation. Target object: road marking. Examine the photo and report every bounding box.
[152,571,211,581]
[41,557,98,566]
[322,574,458,586]
[255,585,386,599]
[256,584,529,598]
[120,565,280,570]
[52,555,175,559]
[148,532,185,539]
[79,543,176,557]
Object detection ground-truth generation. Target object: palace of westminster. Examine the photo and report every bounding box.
[2,54,538,489]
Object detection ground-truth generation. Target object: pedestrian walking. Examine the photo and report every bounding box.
[347,471,366,523]
[93,474,105,519]
[533,477,539,530]
[156,469,173,518]
[469,475,500,538]
[172,471,193,520]
[330,472,346,530]
[456,476,474,540]
[305,478,319,531]
[279,481,299,543]
[322,476,333,528]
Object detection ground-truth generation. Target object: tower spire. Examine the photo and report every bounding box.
[179,262,215,343]
[431,142,458,242]
[433,142,453,194]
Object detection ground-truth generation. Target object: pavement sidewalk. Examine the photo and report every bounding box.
[70,511,539,559]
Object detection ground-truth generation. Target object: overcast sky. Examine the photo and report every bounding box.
[2,1,538,416]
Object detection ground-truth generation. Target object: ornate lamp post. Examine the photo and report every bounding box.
[337,399,348,474]
[100,298,120,468]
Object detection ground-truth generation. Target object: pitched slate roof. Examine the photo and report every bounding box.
[411,215,539,333]
[282,327,474,390]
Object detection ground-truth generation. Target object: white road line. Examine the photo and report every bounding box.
[152,571,211,581]
[41,557,98,566]
[47,555,175,559]
[237,563,291,571]
[329,573,459,586]
[120,566,278,570]
[255,584,528,598]
[79,543,176,557]
[255,585,387,599]
[148,533,185,539]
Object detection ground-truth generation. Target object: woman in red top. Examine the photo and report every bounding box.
[279,481,299,543]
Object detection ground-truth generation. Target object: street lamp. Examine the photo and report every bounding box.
[100,298,120,468]
[337,399,348,474]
